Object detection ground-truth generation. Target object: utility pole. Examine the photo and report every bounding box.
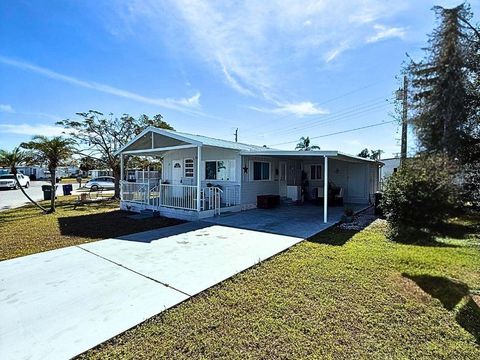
[400,75,408,164]
[234,128,238,142]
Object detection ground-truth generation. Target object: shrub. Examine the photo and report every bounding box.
[460,161,480,210]
[381,154,459,242]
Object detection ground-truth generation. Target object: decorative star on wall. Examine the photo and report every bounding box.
[243,165,248,174]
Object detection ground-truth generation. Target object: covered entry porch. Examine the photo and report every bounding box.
[117,127,242,220]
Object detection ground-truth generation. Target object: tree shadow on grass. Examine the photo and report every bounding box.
[403,274,469,310]
[403,273,480,343]
[308,228,357,246]
[57,210,182,240]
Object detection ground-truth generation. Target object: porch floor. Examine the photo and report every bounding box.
[202,203,370,238]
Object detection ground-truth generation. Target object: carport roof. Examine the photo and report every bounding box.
[239,150,382,164]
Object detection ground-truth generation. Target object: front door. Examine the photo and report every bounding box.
[172,160,183,197]
[279,161,287,197]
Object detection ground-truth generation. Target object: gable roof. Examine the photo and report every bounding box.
[159,129,272,152]
[115,126,272,155]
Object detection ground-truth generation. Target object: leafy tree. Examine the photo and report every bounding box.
[358,148,383,160]
[21,136,75,213]
[79,156,101,173]
[295,136,320,151]
[0,148,47,212]
[358,148,370,158]
[57,111,173,198]
[370,149,383,160]
[381,154,460,242]
[407,4,479,163]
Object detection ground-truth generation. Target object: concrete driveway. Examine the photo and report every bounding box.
[0,222,302,360]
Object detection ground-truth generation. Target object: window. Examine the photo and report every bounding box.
[253,161,270,181]
[184,158,194,178]
[205,160,235,181]
[310,165,322,180]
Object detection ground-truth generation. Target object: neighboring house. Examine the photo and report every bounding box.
[88,169,113,178]
[380,157,400,188]
[116,127,382,222]
[15,166,50,180]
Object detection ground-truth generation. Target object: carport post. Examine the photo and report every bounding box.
[196,145,202,212]
[323,156,328,223]
[120,154,124,199]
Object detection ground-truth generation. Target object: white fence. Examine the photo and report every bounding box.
[121,181,241,213]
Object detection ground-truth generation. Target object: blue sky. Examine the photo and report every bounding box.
[1,0,478,157]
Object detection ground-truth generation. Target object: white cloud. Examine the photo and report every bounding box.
[119,0,407,99]
[366,24,406,43]
[0,55,201,113]
[0,123,66,137]
[0,104,15,113]
[324,42,351,63]
[250,101,329,117]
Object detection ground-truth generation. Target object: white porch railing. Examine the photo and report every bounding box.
[121,181,149,204]
[121,181,240,214]
[202,187,222,215]
[160,184,198,210]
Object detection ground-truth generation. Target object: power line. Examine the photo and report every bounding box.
[241,82,384,135]
[262,99,390,137]
[269,120,397,147]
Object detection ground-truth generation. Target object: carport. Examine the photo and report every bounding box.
[238,151,382,223]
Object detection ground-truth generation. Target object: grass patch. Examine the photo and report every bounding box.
[0,197,182,261]
[79,215,480,359]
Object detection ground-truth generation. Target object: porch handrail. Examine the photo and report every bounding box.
[203,186,223,215]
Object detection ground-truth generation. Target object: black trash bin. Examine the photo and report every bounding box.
[374,191,383,217]
[41,185,58,201]
[41,185,52,201]
[62,184,73,196]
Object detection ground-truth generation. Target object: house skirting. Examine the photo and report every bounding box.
[120,201,242,221]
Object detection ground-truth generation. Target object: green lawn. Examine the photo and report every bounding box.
[0,197,181,261]
[1,201,479,358]
[78,215,480,359]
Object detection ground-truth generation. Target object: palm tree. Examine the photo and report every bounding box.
[295,136,320,151]
[22,136,75,213]
[0,148,47,212]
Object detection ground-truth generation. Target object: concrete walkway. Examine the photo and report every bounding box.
[0,222,302,360]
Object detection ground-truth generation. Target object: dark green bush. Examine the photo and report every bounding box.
[381,154,460,242]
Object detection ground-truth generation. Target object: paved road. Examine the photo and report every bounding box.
[0,181,80,211]
[0,222,303,360]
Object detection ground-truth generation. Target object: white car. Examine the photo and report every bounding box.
[0,174,30,190]
[85,176,115,191]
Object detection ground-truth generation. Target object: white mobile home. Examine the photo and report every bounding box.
[116,127,382,222]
